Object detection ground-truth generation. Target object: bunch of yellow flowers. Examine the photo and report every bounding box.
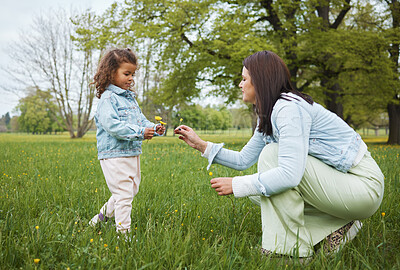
[155,116,167,125]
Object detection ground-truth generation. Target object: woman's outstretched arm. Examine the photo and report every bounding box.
[174,125,266,171]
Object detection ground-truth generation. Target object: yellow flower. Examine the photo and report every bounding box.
[34,259,40,264]
[382,212,386,217]
[116,246,119,251]
[180,118,183,122]
[209,172,213,176]
[160,121,167,125]
[104,244,108,248]
[90,238,94,243]
[155,116,162,121]
[202,237,205,241]
[35,226,39,230]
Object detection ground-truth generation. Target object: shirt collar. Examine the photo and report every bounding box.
[106,84,136,98]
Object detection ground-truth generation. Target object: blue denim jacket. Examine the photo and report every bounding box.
[205,92,365,196]
[95,84,158,159]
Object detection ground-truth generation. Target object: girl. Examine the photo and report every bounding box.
[175,51,384,258]
[89,48,165,233]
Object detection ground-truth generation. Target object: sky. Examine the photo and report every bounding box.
[0,0,116,117]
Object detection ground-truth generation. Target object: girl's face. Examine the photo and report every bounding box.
[112,62,137,90]
[239,66,256,104]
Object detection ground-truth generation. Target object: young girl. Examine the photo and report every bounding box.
[89,48,165,234]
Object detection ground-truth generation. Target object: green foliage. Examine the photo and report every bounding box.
[16,89,64,134]
[69,0,400,141]
[167,104,232,130]
[0,134,399,268]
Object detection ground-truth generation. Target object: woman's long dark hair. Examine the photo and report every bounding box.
[243,51,313,136]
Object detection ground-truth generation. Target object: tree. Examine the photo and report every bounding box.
[89,0,397,138]
[381,0,400,144]
[16,88,63,134]
[4,9,98,138]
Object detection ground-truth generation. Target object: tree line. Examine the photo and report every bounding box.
[2,0,400,144]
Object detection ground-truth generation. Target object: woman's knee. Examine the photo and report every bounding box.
[258,143,279,172]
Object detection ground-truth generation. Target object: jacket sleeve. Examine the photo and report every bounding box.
[204,127,267,171]
[97,96,147,141]
[232,102,312,197]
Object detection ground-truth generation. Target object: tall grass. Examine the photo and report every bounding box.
[0,133,399,269]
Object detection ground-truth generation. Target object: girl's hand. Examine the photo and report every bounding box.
[210,177,233,196]
[144,128,155,140]
[156,125,165,135]
[174,125,207,153]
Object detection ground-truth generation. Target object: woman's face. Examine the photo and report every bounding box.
[239,66,256,104]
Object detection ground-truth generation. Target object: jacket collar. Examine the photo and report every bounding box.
[106,84,136,98]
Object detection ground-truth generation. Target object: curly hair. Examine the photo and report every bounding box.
[93,48,139,98]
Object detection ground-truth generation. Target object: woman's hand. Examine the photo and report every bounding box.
[174,125,207,153]
[144,128,155,140]
[210,177,233,196]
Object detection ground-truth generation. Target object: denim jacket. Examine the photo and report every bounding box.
[204,92,366,197]
[95,84,158,159]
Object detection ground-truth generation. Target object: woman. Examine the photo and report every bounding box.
[174,51,384,258]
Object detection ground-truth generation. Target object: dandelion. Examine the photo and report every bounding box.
[116,246,119,251]
[209,172,213,176]
[202,237,205,241]
[155,116,162,121]
[180,118,183,123]
[175,210,178,213]
[34,259,40,264]
[90,239,94,243]
[181,223,184,226]
[35,226,39,230]
[382,212,386,217]
[104,244,108,248]
[75,222,77,225]
[160,120,167,125]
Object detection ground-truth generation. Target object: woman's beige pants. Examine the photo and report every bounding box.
[249,143,384,257]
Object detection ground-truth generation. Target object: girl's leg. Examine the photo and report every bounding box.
[257,143,384,257]
[100,156,141,233]
[99,195,116,220]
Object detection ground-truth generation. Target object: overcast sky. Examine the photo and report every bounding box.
[0,0,116,117]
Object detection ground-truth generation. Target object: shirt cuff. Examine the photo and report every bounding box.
[232,174,263,198]
[201,142,213,158]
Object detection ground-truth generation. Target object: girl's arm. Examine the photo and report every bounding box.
[97,97,150,141]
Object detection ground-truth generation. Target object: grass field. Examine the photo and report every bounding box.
[0,132,399,269]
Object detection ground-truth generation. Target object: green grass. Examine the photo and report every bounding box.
[0,133,399,269]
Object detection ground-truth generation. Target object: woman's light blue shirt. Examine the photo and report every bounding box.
[205,92,364,196]
[95,84,158,159]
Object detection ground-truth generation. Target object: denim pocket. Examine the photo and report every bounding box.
[117,107,132,121]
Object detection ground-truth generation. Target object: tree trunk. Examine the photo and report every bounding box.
[322,81,344,119]
[387,102,400,144]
